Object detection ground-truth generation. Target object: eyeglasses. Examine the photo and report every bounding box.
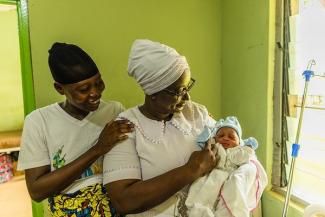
[162,78,196,97]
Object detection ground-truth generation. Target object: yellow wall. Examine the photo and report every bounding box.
[28,0,222,117]
[0,7,24,132]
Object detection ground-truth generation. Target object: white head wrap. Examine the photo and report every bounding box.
[127,39,189,95]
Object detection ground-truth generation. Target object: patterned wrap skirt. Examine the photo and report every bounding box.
[48,183,119,217]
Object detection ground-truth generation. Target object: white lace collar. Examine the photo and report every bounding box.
[118,101,195,144]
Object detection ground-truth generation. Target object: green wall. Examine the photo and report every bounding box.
[221,0,303,216]
[28,0,221,118]
[221,0,274,172]
[28,1,222,216]
[27,0,306,216]
[0,6,24,132]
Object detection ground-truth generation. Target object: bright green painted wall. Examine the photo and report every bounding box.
[28,0,221,118]
[221,0,273,171]
[28,1,221,216]
[0,6,24,132]
[221,0,302,216]
[27,0,306,216]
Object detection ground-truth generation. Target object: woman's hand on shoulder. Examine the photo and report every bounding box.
[95,119,134,155]
[186,142,219,179]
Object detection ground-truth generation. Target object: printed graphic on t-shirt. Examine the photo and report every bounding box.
[52,145,66,169]
[52,145,102,180]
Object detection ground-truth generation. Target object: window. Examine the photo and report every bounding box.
[273,0,325,206]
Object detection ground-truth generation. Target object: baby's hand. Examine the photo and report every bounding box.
[227,146,251,165]
[214,143,227,169]
[243,137,259,150]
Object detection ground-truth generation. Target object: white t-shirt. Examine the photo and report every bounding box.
[18,100,124,193]
[103,101,214,216]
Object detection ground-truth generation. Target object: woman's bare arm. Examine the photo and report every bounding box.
[106,149,217,214]
[25,120,133,201]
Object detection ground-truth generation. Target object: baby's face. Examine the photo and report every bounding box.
[214,127,240,149]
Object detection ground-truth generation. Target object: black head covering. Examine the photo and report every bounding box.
[48,42,99,84]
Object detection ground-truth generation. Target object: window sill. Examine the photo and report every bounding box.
[262,189,305,217]
[272,186,311,207]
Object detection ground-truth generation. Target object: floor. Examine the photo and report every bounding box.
[0,175,32,217]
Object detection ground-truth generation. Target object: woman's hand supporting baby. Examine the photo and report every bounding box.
[186,142,219,179]
[107,142,219,215]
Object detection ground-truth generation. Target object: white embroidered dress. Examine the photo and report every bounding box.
[103,101,214,216]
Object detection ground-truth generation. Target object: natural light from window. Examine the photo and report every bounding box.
[288,0,325,205]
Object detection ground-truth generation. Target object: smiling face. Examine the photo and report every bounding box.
[157,71,191,113]
[214,127,240,149]
[144,70,194,120]
[54,73,105,119]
